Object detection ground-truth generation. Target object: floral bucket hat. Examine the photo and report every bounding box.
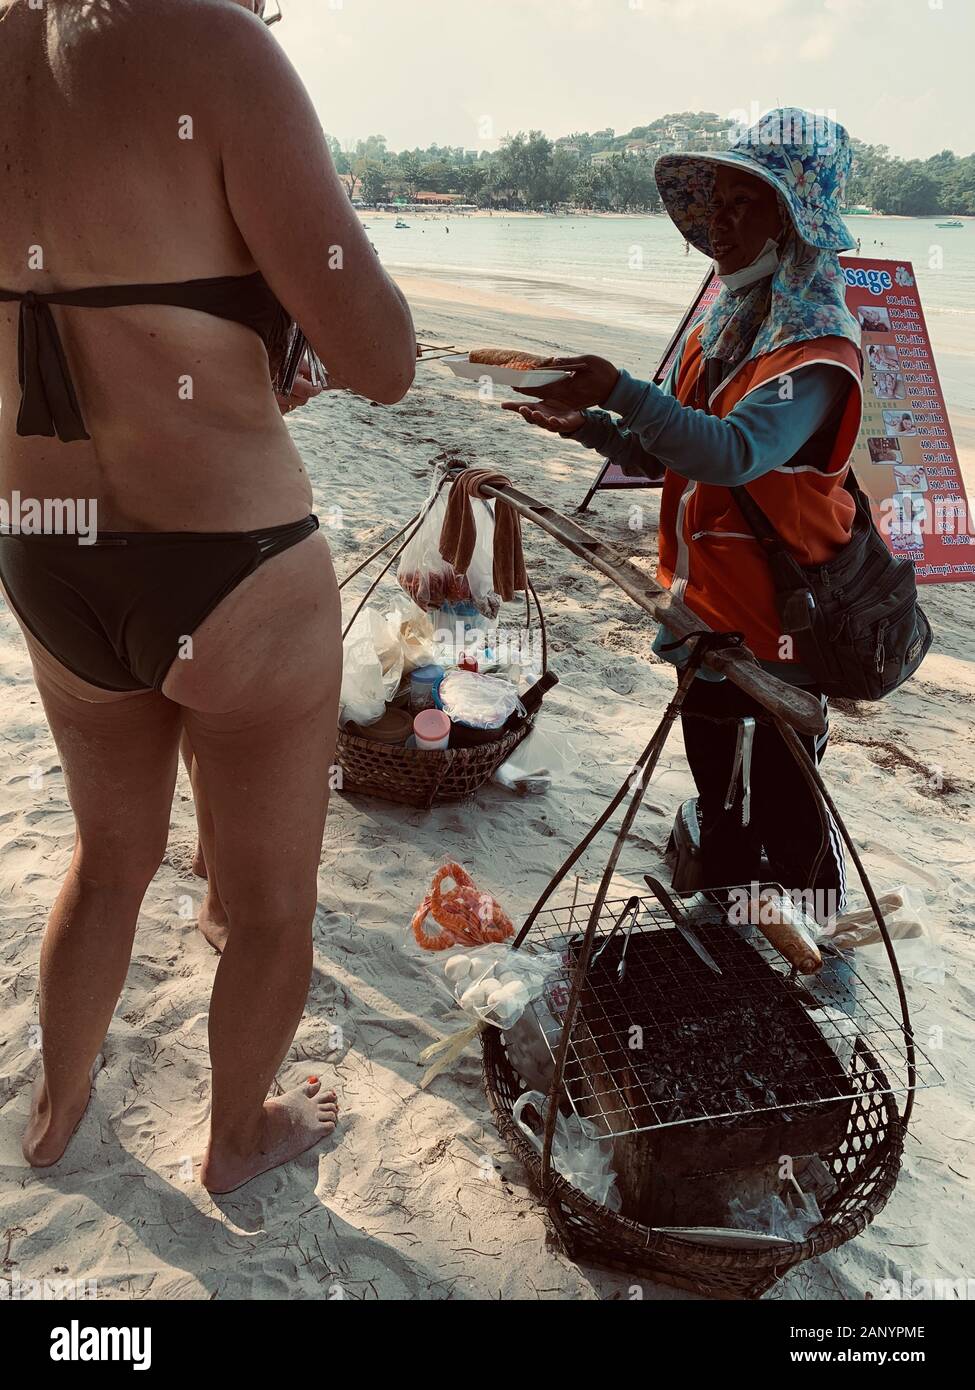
[655,108,855,255]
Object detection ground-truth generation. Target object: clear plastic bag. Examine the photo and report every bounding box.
[437,670,522,729]
[823,885,943,985]
[339,604,407,728]
[728,1189,822,1242]
[347,608,404,701]
[388,605,436,675]
[339,636,387,727]
[512,1090,622,1211]
[439,943,559,1028]
[397,476,499,617]
[503,999,557,1092]
[494,725,581,795]
[730,889,823,974]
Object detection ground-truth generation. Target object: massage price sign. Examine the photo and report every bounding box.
[589,260,974,586]
[843,258,972,585]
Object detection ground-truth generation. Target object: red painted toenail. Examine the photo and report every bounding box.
[307,1075,319,1083]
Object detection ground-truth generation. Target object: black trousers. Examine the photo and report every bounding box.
[679,676,847,921]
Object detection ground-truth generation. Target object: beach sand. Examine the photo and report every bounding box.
[1,277,973,1302]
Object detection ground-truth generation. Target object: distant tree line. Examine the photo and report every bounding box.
[328,131,662,211]
[846,145,975,216]
[326,117,975,216]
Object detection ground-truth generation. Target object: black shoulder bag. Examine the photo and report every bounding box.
[729,472,932,700]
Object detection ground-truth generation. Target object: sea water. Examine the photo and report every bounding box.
[370,212,975,430]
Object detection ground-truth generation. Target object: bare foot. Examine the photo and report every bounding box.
[192,841,208,879]
[22,1056,103,1168]
[201,1079,340,1194]
[197,895,230,953]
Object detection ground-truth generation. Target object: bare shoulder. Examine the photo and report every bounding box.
[57,0,283,93]
[136,0,276,58]
[150,0,303,123]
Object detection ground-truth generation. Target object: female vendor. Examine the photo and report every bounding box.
[505,109,864,921]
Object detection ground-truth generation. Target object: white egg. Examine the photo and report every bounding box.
[459,981,493,1011]
[444,955,471,984]
[495,980,530,1009]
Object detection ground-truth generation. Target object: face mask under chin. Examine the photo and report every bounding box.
[715,238,781,293]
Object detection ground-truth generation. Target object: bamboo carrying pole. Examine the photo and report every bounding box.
[473,477,826,736]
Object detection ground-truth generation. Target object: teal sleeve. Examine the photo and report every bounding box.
[567,347,683,480]
[602,361,855,486]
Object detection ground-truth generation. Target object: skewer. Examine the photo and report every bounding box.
[416,342,457,362]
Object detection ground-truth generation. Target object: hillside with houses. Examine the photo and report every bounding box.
[329,112,975,217]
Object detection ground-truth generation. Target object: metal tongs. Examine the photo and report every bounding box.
[723,715,756,827]
[592,895,641,982]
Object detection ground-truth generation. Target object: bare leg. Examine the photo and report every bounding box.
[180,725,230,951]
[165,532,343,1191]
[20,640,181,1166]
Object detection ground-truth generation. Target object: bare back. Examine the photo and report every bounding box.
[0,0,414,530]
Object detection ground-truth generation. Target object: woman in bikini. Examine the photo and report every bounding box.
[0,0,415,1192]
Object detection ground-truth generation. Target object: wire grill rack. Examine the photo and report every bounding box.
[528,884,941,1141]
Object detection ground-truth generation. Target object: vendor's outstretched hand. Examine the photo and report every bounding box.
[502,401,585,435]
[513,353,620,408]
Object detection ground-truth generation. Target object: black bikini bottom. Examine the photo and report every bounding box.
[0,513,319,691]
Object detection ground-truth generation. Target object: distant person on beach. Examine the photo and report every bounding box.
[505,108,864,918]
[0,0,415,1191]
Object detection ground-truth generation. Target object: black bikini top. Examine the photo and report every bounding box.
[0,271,291,443]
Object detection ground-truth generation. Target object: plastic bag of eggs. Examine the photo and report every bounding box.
[442,946,554,1028]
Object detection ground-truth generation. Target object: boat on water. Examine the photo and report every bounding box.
[394,218,410,229]
[936,219,963,228]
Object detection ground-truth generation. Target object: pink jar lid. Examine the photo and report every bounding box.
[414,709,450,740]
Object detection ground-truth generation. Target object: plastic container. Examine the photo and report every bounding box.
[410,663,445,713]
[414,709,451,751]
[345,705,413,745]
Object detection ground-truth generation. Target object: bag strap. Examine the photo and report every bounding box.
[727,482,818,636]
[728,481,781,548]
[731,467,866,557]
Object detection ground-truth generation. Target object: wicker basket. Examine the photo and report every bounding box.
[336,476,549,811]
[478,651,917,1300]
[336,719,533,810]
[483,1026,904,1300]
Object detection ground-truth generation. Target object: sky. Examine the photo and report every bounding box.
[269,0,973,160]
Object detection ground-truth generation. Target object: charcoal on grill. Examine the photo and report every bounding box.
[566,924,856,1226]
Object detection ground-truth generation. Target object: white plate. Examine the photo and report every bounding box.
[655,1226,792,1248]
[443,353,570,390]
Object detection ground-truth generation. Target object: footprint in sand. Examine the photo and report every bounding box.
[603,664,635,695]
